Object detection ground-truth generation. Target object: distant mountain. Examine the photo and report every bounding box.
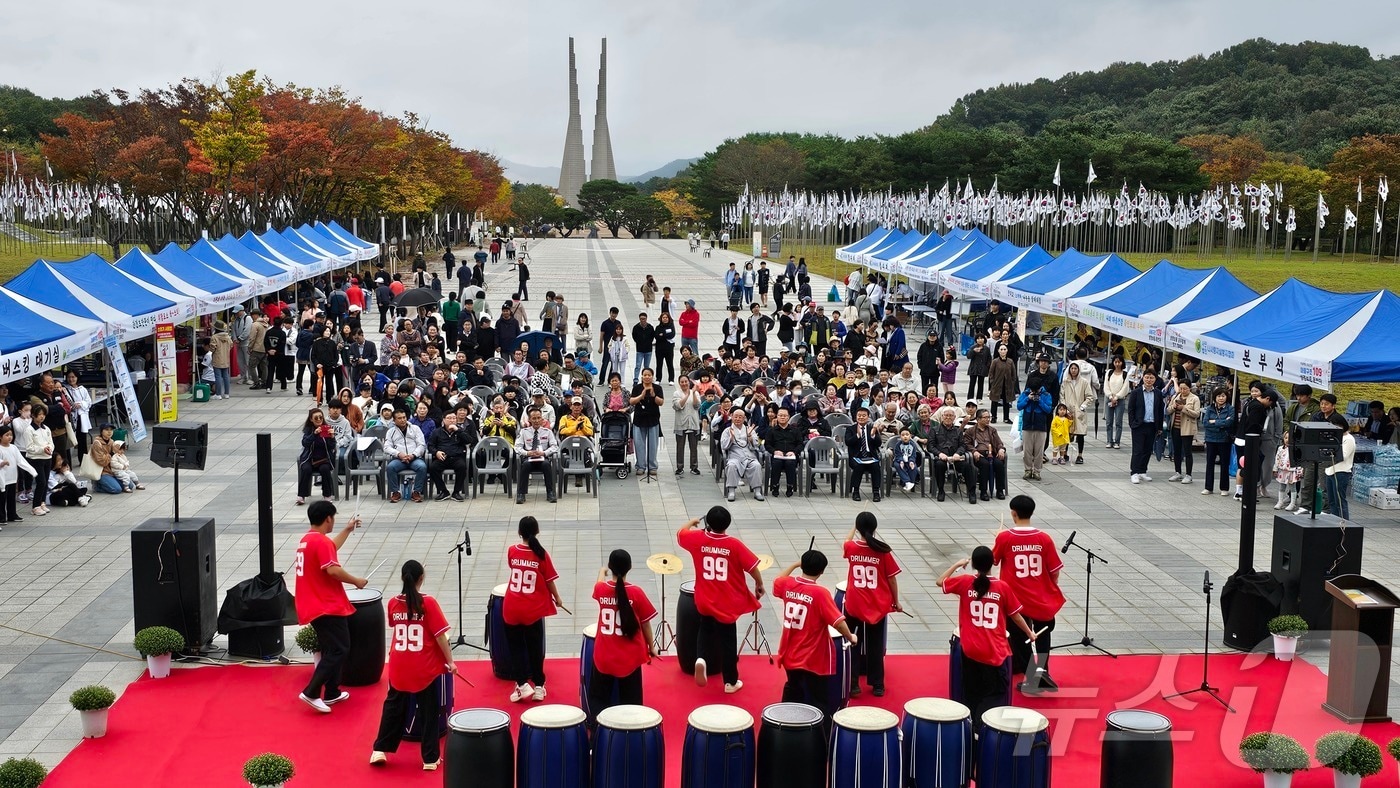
[622,158,698,183]
[504,156,699,187]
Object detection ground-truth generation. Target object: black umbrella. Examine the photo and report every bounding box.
[392,286,443,309]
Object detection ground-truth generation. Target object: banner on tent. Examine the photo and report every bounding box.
[1166,329,1333,388]
[0,326,104,388]
[117,303,197,342]
[104,333,147,444]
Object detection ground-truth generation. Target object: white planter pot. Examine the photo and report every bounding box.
[1272,634,1300,661]
[1261,770,1292,788]
[1331,770,1361,788]
[311,651,321,668]
[250,784,285,788]
[79,708,108,738]
[147,653,172,679]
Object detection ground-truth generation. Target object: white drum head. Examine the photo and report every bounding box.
[981,706,1048,734]
[836,580,848,593]
[832,706,899,732]
[688,704,754,734]
[583,624,597,638]
[680,580,696,594]
[347,588,381,604]
[449,708,511,733]
[492,583,508,597]
[522,704,587,729]
[828,626,842,638]
[597,704,664,731]
[904,697,970,723]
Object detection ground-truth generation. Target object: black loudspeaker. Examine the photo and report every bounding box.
[131,518,218,650]
[150,421,208,470]
[227,626,284,659]
[1293,421,1343,464]
[135,378,156,421]
[1271,511,1363,633]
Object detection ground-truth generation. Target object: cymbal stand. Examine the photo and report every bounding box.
[741,611,774,664]
[653,573,677,654]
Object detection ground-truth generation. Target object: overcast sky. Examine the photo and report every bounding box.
[7,1,1400,177]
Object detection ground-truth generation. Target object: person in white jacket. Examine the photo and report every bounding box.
[672,376,702,477]
[0,425,36,526]
[1102,357,1131,450]
[24,406,55,517]
[1323,413,1357,521]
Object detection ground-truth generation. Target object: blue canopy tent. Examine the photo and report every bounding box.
[152,243,258,305]
[3,255,195,340]
[942,242,1053,300]
[296,225,362,262]
[834,227,899,264]
[0,287,106,386]
[901,236,995,284]
[316,221,379,261]
[855,229,907,267]
[117,247,250,316]
[1067,262,1257,345]
[993,248,1112,311]
[241,231,326,278]
[195,236,300,292]
[886,230,945,266]
[865,231,925,274]
[279,227,352,267]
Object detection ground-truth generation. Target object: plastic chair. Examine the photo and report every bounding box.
[470,385,496,406]
[803,436,845,497]
[825,413,852,433]
[344,435,386,500]
[471,436,514,499]
[557,436,599,498]
[883,444,927,498]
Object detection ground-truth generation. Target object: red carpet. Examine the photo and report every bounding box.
[45,652,1400,787]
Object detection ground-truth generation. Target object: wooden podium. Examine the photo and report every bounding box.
[1323,575,1399,723]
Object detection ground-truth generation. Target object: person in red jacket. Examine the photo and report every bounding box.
[502,517,566,703]
[992,495,1064,694]
[842,512,902,697]
[775,550,857,732]
[370,560,456,770]
[588,549,657,727]
[938,546,1037,731]
[678,299,701,357]
[294,501,368,713]
[678,506,764,693]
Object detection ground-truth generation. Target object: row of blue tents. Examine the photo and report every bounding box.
[837,226,1400,388]
[0,222,376,385]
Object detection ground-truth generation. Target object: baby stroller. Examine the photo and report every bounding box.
[598,410,634,479]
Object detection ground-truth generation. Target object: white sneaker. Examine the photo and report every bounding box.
[532,685,547,702]
[753,491,765,501]
[1221,490,1230,496]
[1168,473,1182,482]
[298,693,331,713]
[324,691,350,705]
[79,495,91,507]
[1201,488,1212,495]
[726,488,736,502]
[1141,474,1153,482]
[369,751,387,766]
[693,658,708,686]
[1181,476,1192,484]
[509,684,532,702]
[904,482,915,492]
[724,680,744,694]
[1131,474,1141,484]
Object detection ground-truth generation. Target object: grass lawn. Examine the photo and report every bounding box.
[731,241,1400,404]
[0,240,150,281]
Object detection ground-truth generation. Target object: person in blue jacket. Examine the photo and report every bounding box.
[881,317,908,373]
[1017,385,1054,481]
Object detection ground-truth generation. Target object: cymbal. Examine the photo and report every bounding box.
[754,554,775,571]
[646,553,684,575]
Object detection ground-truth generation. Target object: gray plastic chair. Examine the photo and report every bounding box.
[803,436,845,497]
[557,436,599,498]
[471,436,515,499]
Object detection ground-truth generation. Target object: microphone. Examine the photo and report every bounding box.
[1203,570,1211,593]
[464,528,473,557]
[1061,530,1077,554]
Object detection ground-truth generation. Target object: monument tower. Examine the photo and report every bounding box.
[558,37,587,207]
[589,38,617,182]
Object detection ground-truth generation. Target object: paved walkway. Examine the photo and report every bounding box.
[1,237,1397,767]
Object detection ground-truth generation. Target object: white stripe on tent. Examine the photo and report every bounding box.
[1294,291,1383,361]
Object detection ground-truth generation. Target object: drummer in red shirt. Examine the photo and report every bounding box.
[295,500,368,713]
[775,550,857,731]
[502,517,567,703]
[370,560,456,770]
[938,546,1038,729]
[842,512,903,697]
[588,549,658,727]
[677,506,765,693]
[992,495,1064,694]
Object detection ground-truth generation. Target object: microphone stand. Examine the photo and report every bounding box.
[1049,534,1117,658]
[1164,571,1234,712]
[448,528,488,653]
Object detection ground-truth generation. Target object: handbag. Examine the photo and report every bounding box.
[78,453,104,482]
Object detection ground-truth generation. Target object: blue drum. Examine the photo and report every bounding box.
[580,624,621,722]
[594,705,665,788]
[823,626,853,715]
[947,632,1010,708]
[519,704,590,788]
[402,672,453,742]
[829,707,901,788]
[976,707,1050,788]
[757,703,825,788]
[901,697,972,788]
[487,583,513,680]
[445,708,513,788]
[682,704,755,788]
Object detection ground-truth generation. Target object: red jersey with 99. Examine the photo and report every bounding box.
[294,530,353,624]
[386,594,451,693]
[502,544,560,625]
[944,573,1021,666]
[678,529,760,624]
[774,575,845,675]
[991,527,1065,620]
[591,581,657,678]
[842,539,901,624]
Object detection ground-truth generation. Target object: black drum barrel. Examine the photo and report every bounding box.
[1101,709,1172,788]
[446,708,513,788]
[757,702,825,788]
[343,588,385,686]
[677,580,699,673]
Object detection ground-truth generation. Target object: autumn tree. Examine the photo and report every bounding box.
[1323,134,1400,249]
[1179,134,1269,186]
[182,70,268,231]
[652,188,701,228]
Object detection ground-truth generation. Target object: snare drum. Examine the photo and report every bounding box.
[487,583,513,680]
[901,698,972,788]
[830,707,901,788]
[402,672,453,741]
[445,708,513,788]
[756,703,825,788]
[579,624,620,722]
[677,580,699,673]
[682,704,754,788]
[343,587,385,686]
[593,704,665,788]
[519,704,590,788]
[823,626,853,715]
[948,632,1010,709]
[977,707,1050,788]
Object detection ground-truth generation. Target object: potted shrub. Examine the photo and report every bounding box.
[1315,731,1382,788]
[133,626,185,678]
[1267,615,1309,661]
[1240,732,1310,787]
[69,684,116,738]
[243,753,295,788]
[0,757,48,788]
[294,626,320,667]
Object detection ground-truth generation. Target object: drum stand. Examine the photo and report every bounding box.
[740,611,774,664]
[447,528,488,654]
[1164,570,1235,712]
[652,574,677,654]
[1049,535,1117,658]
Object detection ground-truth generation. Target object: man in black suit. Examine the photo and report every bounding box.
[1127,369,1164,484]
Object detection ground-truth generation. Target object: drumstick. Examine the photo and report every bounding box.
[557,603,572,615]
[1024,625,1049,644]
[363,558,390,583]
[451,669,476,688]
[808,536,815,552]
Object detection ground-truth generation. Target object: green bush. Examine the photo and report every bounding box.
[68,685,116,711]
[243,753,294,786]
[1239,732,1310,773]
[0,757,48,788]
[294,626,318,654]
[1268,614,1309,637]
[1315,731,1383,776]
[1388,737,1400,762]
[133,626,185,657]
